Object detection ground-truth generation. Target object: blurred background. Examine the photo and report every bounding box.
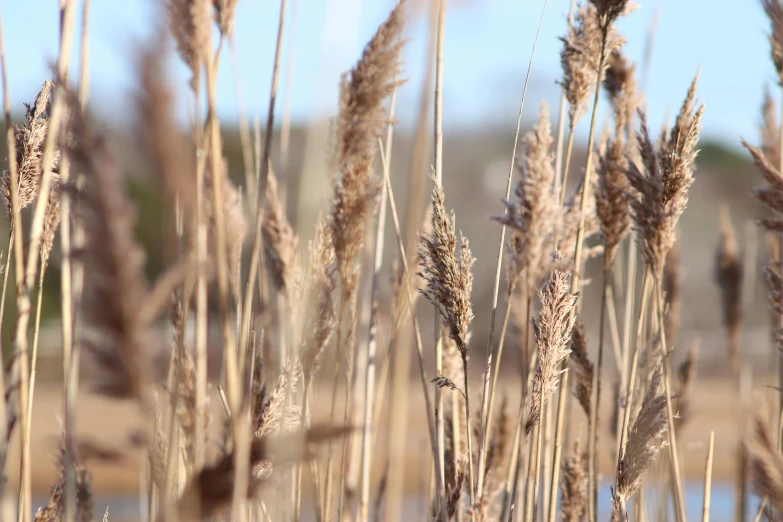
[0,0,775,515]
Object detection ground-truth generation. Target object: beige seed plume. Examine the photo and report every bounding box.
[492,103,558,293]
[33,438,93,522]
[526,259,580,435]
[166,0,211,93]
[263,173,298,293]
[300,222,338,382]
[559,3,602,128]
[715,210,743,372]
[625,94,703,279]
[595,50,636,266]
[134,30,196,214]
[604,49,639,135]
[205,164,248,298]
[2,79,59,216]
[760,88,781,170]
[329,1,405,291]
[570,320,593,418]
[560,441,588,522]
[419,181,475,357]
[213,0,239,38]
[746,405,783,512]
[40,174,62,272]
[66,92,153,403]
[615,363,668,505]
[762,0,783,84]
[663,243,682,348]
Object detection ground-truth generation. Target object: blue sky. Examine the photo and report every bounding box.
[0,0,775,147]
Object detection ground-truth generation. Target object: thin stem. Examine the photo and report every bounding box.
[529,395,546,522]
[384,161,447,521]
[506,295,532,522]
[655,279,687,522]
[433,0,446,497]
[589,263,610,522]
[477,0,549,502]
[238,0,287,376]
[546,40,608,522]
[358,85,397,522]
[702,431,715,522]
[618,270,652,459]
[0,233,12,350]
[483,283,516,453]
[558,127,576,205]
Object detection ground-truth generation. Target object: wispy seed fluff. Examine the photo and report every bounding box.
[329,1,405,292]
[762,0,783,84]
[612,363,669,521]
[526,258,580,435]
[263,173,298,293]
[492,103,558,294]
[714,210,743,372]
[625,79,704,279]
[166,0,211,93]
[2,79,59,216]
[419,181,475,357]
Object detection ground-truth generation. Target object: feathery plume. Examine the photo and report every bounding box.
[615,363,668,504]
[166,0,211,93]
[134,31,196,213]
[329,2,405,290]
[626,92,703,279]
[40,174,62,271]
[676,341,698,431]
[762,0,783,84]
[256,357,301,437]
[570,320,593,418]
[2,79,59,216]
[559,3,602,128]
[301,223,338,382]
[604,49,639,135]
[760,87,781,169]
[663,242,682,348]
[205,164,248,297]
[263,173,298,293]
[526,259,580,435]
[715,210,743,371]
[746,405,783,512]
[560,441,588,522]
[492,103,558,292]
[66,93,153,403]
[213,0,240,38]
[33,438,93,522]
[419,181,475,356]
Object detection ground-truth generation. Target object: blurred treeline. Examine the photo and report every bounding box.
[0,111,767,376]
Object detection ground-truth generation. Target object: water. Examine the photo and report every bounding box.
[26,482,761,521]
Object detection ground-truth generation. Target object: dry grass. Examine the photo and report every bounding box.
[2,1,782,522]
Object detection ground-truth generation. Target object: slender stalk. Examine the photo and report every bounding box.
[478,0,549,502]
[654,280,687,522]
[0,233,12,346]
[589,263,610,522]
[433,0,447,499]
[358,83,397,522]
[546,41,609,522]
[64,2,89,514]
[384,158,447,521]
[558,128,576,205]
[618,270,652,458]
[529,396,546,522]
[238,0,287,375]
[506,295,532,522]
[702,431,715,522]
